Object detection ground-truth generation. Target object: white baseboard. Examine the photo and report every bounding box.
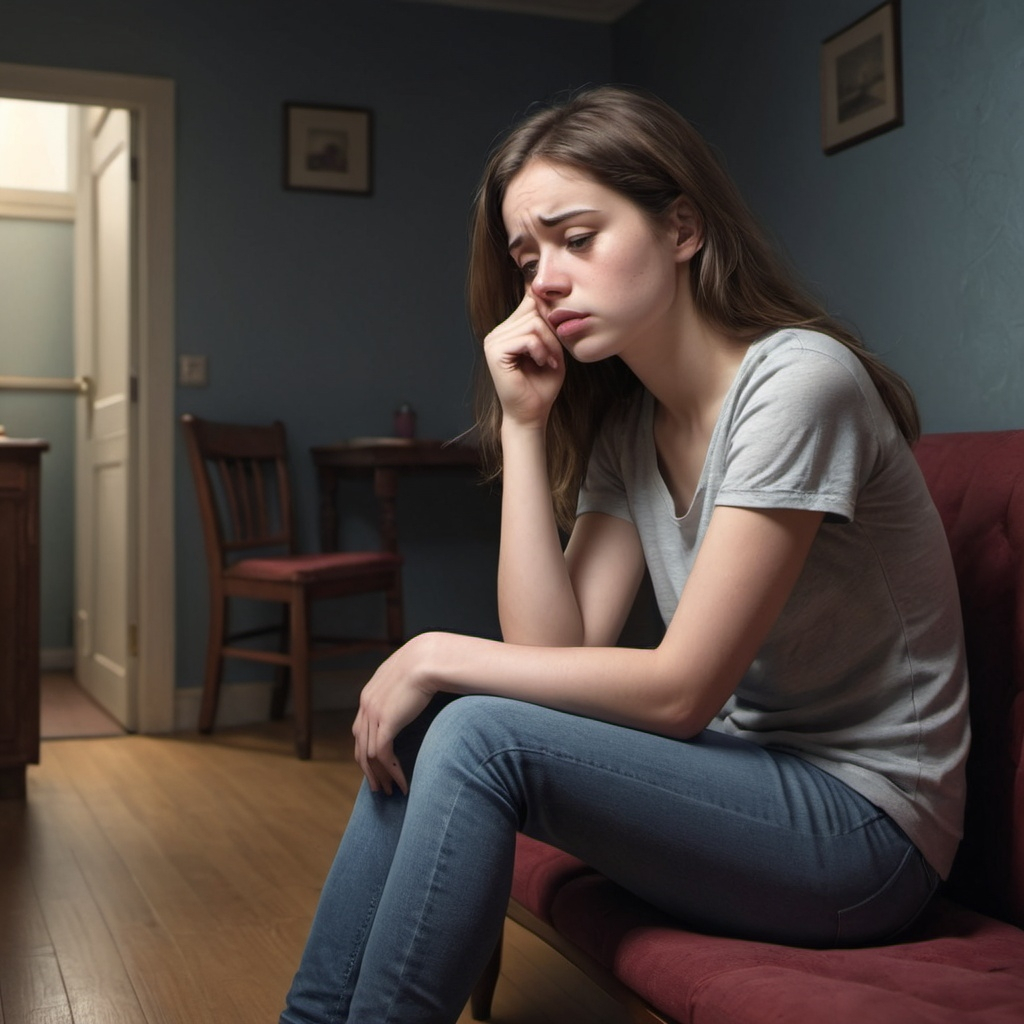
[173,667,372,732]
[40,648,75,671]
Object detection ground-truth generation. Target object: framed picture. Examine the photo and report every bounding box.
[820,1,903,155]
[283,103,373,194]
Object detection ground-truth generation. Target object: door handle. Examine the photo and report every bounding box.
[0,374,91,395]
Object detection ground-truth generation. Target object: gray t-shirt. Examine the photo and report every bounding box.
[577,328,970,878]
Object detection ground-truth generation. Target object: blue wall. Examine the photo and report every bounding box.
[0,218,75,652]
[1,0,613,688]
[614,0,1024,432]
[4,0,1022,692]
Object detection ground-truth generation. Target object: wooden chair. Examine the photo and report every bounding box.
[181,414,403,759]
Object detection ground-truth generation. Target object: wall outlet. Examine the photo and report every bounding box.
[178,354,208,387]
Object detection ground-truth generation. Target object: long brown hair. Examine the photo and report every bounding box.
[468,85,919,530]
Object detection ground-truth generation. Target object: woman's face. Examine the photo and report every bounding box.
[500,158,693,363]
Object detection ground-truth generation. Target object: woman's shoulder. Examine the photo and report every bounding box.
[752,327,863,368]
[743,328,877,398]
[732,328,899,452]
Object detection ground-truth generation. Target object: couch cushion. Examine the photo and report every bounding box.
[549,872,1024,1024]
[913,431,1024,928]
[510,831,591,923]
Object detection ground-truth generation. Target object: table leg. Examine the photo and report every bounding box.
[373,467,400,554]
[317,466,339,552]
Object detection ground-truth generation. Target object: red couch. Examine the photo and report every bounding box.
[473,430,1024,1023]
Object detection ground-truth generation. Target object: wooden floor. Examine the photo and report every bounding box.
[0,711,627,1024]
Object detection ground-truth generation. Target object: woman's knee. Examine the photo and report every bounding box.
[412,696,533,795]
[418,695,516,761]
[400,696,533,834]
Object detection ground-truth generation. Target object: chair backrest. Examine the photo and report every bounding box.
[913,430,1024,928]
[181,414,296,568]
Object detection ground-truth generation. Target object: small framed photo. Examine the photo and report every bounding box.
[283,103,373,195]
[821,1,903,155]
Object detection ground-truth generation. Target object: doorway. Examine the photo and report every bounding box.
[0,62,176,734]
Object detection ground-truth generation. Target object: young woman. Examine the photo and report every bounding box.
[280,85,969,1024]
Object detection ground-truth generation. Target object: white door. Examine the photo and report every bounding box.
[0,61,176,735]
[74,105,136,729]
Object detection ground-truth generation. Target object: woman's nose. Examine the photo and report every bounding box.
[529,253,570,299]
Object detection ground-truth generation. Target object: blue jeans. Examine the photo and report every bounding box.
[280,695,938,1024]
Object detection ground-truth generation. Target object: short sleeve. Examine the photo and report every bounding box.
[716,345,884,523]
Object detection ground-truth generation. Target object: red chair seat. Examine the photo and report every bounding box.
[225,551,401,584]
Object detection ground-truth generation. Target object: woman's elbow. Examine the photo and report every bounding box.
[648,660,727,739]
[659,702,715,740]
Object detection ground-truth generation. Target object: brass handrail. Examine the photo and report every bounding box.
[0,374,91,395]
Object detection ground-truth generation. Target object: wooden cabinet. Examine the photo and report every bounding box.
[0,437,48,799]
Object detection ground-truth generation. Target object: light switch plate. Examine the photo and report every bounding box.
[179,354,208,387]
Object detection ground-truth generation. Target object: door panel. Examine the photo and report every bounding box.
[74,106,135,728]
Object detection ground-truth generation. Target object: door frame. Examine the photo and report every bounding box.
[0,61,175,733]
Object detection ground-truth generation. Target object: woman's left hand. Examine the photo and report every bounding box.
[352,633,440,796]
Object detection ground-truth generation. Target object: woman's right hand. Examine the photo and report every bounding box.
[483,292,566,429]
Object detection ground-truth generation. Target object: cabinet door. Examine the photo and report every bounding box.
[0,450,42,793]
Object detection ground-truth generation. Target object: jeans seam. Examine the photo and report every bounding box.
[481,741,884,839]
[336,887,382,1023]
[834,844,936,945]
[379,827,450,1022]
[378,764,509,1022]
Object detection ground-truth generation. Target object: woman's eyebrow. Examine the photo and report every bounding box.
[507,208,599,254]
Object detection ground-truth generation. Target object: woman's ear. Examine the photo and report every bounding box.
[669,199,704,263]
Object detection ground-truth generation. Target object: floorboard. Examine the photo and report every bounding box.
[0,712,627,1024]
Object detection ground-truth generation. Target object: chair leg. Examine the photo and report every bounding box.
[198,596,227,734]
[471,927,503,1021]
[289,592,312,760]
[270,606,290,720]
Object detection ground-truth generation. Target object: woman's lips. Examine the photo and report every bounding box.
[549,310,591,342]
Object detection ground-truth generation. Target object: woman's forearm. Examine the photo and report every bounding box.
[497,422,584,646]
[419,630,703,738]
[420,506,826,741]
[357,506,824,792]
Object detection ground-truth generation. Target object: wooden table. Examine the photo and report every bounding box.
[310,438,480,554]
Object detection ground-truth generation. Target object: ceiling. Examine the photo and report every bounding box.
[399,0,644,24]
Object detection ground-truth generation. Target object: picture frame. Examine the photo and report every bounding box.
[283,103,373,195]
[820,1,903,155]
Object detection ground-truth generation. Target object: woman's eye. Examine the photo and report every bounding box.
[567,233,594,252]
[519,260,538,280]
